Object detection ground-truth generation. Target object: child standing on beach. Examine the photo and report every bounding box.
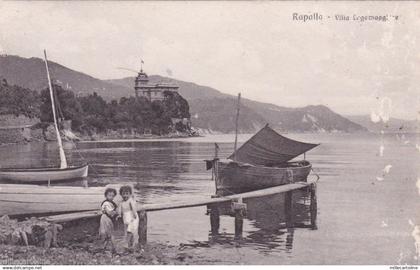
[118,185,139,250]
[99,188,118,252]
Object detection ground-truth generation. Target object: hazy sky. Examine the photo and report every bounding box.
[0,1,419,119]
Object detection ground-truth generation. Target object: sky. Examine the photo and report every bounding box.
[0,1,419,120]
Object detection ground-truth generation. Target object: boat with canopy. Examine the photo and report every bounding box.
[207,93,319,195]
[0,50,88,183]
[213,124,319,195]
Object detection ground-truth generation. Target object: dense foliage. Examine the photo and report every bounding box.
[0,79,40,118]
[50,86,190,134]
[40,85,84,130]
[1,81,191,135]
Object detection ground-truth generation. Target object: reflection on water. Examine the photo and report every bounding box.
[206,189,317,255]
[0,133,419,264]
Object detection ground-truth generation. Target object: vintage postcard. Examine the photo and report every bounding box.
[0,0,418,267]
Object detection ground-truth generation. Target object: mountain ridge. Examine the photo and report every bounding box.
[347,115,418,133]
[0,55,133,99]
[0,54,367,133]
[109,76,367,133]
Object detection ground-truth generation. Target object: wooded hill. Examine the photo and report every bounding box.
[0,79,190,135]
[1,55,367,133]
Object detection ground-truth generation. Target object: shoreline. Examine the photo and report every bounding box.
[0,216,220,265]
[0,132,203,147]
[0,243,211,265]
[1,130,418,147]
[79,132,202,142]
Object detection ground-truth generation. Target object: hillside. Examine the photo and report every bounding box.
[0,55,367,133]
[110,76,366,133]
[188,98,266,134]
[108,75,227,100]
[0,55,132,99]
[347,115,418,133]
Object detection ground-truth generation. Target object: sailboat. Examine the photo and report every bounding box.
[0,50,88,183]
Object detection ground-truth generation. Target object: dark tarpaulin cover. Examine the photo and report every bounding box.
[228,125,319,166]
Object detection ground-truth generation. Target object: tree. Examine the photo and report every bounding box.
[40,84,84,130]
[0,83,40,118]
[36,85,191,135]
[79,92,107,117]
[163,91,190,119]
[78,92,109,132]
[162,91,191,132]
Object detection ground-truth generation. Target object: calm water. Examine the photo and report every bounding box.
[1,133,419,264]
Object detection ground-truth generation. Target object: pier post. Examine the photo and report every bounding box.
[138,210,148,246]
[232,198,246,240]
[234,208,244,240]
[310,184,318,229]
[208,204,220,235]
[285,190,293,227]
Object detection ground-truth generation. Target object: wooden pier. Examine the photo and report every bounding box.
[45,181,318,246]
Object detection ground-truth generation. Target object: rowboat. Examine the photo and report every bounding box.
[0,184,118,217]
[0,50,89,183]
[216,159,313,194]
[0,164,88,183]
[209,121,319,195]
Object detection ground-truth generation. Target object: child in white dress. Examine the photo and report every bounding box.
[118,185,139,250]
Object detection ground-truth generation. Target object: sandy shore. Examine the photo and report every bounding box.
[0,217,225,265]
[0,243,201,265]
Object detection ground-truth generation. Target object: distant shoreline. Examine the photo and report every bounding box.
[78,132,202,143]
[1,130,419,147]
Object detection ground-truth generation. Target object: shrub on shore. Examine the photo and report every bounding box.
[0,79,40,118]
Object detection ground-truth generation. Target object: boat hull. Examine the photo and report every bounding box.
[0,164,89,183]
[216,160,312,195]
[0,184,119,217]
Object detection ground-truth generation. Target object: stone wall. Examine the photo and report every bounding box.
[0,114,39,127]
[0,114,43,144]
[0,127,44,144]
[0,127,27,144]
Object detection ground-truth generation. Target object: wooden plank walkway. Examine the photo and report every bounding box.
[44,181,313,223]
[44,181,318,245]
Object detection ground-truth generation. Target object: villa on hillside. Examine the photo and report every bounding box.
[134,68,179,101]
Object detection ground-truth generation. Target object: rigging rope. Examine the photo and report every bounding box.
[49,82,88,166]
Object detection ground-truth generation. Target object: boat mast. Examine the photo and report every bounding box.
[233,93,241,161]
[43,50,68,169]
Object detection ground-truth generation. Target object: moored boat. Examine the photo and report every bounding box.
[0,183,119,217]
[216,160,313,194]
[210,124,319,195]
[0,50,89,183]
[0,164,88,183]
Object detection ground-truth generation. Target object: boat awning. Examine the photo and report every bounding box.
[228,125,319,166]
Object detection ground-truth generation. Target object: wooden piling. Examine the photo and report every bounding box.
[234,208,244,240]
[232,198,246,240]
[208,204,220,235]
[138,210,148,246]
[310,183,318,229]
